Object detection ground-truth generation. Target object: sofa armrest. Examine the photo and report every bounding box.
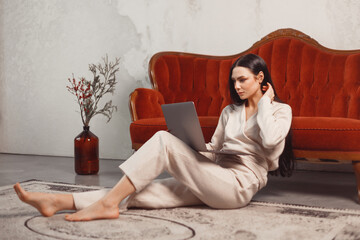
[129,88,165,121]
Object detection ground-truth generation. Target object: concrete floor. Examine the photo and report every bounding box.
[0,153,359,210]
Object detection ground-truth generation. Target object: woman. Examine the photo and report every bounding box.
[14,54,294,222]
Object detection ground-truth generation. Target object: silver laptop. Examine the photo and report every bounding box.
[161,101,242,155]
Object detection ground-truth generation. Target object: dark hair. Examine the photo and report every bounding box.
[228,54,295,177]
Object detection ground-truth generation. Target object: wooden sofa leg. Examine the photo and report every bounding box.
[353,161,360,203]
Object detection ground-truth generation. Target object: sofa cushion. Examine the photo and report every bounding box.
[131,116,360,153]
[292,117,360,151]
[130,118,167,146]
[130,116,219,146]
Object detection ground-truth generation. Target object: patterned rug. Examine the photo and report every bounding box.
[1,180,360,240]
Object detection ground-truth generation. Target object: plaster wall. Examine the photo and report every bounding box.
[0,0,359,159]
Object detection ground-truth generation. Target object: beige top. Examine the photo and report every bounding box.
[206,96,292,186]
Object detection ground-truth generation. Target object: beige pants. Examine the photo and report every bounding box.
[73,131,262,211]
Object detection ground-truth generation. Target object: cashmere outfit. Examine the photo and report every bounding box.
[73,96,292,210]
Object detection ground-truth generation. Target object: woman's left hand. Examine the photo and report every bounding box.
[262,83,275,102]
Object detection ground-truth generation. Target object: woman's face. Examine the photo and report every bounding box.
[231,66,263,101]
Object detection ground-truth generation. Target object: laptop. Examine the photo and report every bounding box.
[161,101,242,155]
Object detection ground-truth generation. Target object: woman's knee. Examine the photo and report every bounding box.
[206,197,250,209]
[154,130,168,136]
[204,186,256,209]
[148,130,177,151]
[153,130,175,142]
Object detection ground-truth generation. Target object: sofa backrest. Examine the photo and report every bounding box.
[149,29,360,119]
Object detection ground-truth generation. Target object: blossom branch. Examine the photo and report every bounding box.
[67,55,119,126]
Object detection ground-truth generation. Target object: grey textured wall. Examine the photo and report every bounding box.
[0,0,359,159]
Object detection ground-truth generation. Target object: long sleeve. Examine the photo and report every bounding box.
[256,96,292,149]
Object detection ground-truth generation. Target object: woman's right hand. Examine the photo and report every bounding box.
[262,82,275,102]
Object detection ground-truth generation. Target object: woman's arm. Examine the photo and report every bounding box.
[257,95,292,149]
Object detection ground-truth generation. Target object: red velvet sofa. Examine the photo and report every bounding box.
[129,29,360,202]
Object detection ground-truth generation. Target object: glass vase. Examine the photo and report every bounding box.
[74,126,99,175]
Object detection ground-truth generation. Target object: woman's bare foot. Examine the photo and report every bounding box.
[13,183,73,217]
[65,199,119,222]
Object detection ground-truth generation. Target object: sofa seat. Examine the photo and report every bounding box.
[130,118,167,150]
[292,117,360,152]
[130,116,218,149]
[131,116,360,154]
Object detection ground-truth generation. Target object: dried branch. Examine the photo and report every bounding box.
[66,55,119,126]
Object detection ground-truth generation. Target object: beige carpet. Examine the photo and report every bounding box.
[1,180,360,240]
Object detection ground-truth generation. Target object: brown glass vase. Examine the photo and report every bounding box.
[74,126,99,175]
